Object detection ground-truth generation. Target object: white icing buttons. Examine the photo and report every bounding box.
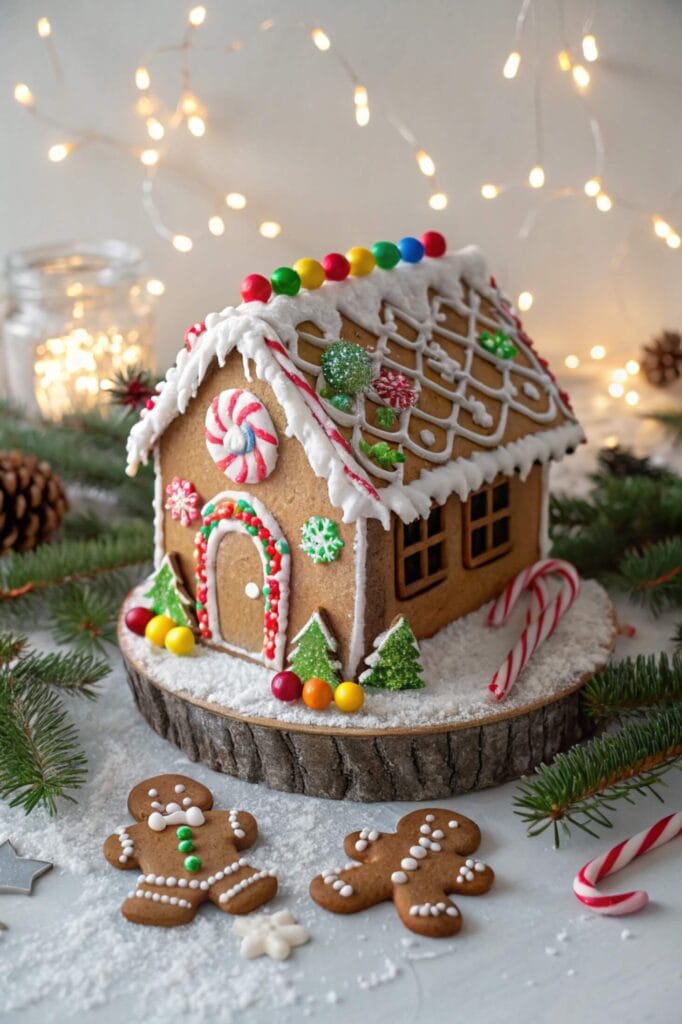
[147,788,158,797]
[174,784,186,794]
[448,820,459,829]
[391,871,408,885]
[409,846,427,859]
[244,581,260,599]
[425,814,435,822]
[401,857,418,871]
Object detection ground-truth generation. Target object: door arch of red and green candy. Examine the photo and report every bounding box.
[194,491,291,669]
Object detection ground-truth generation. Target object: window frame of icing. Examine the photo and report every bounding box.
[395,503,448,599]
[462,477,512,570]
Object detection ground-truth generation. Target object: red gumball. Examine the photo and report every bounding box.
[270,670,303,702]
[421,231,447,258]
[125,606,155,636]
[321,253,351,282]
[240,274,272,304]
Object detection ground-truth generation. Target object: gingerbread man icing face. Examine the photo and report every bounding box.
[104,774,277,927]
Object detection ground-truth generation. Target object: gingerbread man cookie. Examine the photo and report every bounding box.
[309,808,494,937]
[103,774,277,927]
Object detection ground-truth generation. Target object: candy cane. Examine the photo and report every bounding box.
[204,388,279,484]
[184,321,206,351]
[486,559,580,702]
[573,812,682,915]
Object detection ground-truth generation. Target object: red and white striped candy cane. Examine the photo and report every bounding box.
[486,558,580,702]
[573,812,682,915]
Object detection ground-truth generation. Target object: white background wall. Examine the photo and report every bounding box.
[2,0,681,371]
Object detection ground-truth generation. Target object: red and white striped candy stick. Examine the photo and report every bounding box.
[573,812,682,915]
[486,558,580,702]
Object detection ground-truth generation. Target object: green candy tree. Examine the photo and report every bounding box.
[145,554,194,627]
[359,615,425,691]
[288,610,341,688]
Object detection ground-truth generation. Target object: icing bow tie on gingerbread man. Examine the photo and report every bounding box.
[310,808,494,937]
[103,774,277,927]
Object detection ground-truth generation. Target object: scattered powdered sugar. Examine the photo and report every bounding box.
[120,578,614,729]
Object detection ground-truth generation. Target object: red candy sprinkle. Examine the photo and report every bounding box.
[240,274,272,304]
[321,253,351,281]
[271,671,302,702]
[421,231,447,258]
[125,606,154,637]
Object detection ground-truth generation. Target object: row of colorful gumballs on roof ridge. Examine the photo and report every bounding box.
[240,230,448,304]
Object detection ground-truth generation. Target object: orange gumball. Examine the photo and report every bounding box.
[302,676,334,711]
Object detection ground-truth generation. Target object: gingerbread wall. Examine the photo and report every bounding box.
[157,351,360,672]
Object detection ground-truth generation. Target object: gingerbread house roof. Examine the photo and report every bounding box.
[127,242,583,528]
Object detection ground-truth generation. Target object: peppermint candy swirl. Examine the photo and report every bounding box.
[205,389,279,484]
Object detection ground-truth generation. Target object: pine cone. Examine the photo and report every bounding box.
[0,451,68,553]
[641,330,682,387]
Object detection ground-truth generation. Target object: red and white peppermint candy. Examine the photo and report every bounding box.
[573,812,682,915]
[204,389,279,484]
[372,369,419,410]
[486,558,580,702]
[184,321,206,351]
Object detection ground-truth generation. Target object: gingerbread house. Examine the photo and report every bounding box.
[126,234,583,679]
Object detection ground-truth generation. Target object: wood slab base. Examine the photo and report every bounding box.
[120,628,614,802]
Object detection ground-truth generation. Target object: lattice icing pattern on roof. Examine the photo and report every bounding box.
[126,247,583,526]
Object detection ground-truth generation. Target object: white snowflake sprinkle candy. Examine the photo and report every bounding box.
[164,476,201,527]
[233,909,310,960]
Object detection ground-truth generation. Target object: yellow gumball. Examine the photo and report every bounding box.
[334,680,365,714]
[346,246,375,277]
[165,626,196,656]
[293,258,325,291]
[145,614,175,647]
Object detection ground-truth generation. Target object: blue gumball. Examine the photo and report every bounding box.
[398,236,425,263]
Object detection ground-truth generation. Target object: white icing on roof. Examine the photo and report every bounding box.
[127,246,583,526]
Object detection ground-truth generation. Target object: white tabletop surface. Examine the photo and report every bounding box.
[1,382,681,1024]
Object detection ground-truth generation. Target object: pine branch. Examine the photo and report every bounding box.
[583,653,682,722]
[61,510,116,542]
[12,648,109,698]
[0,632,29,665]
[514,705,682,846]
[48,584,119,654]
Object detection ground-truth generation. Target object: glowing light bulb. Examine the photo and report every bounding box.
[625,360,640,375]
[503,51,521,79]
[355,105,370,127]
[188,6,206,27]
[564,355,580,369]
[13,83,34,106]
[608,382,624,398]
[584,177,601,197]
[625,390,639,406]
[416,150,436,177]
[172,234,193,253]
[612,368,628,383]
[181,93,199,115]
[590,344,606,360]
[311,28,331,51]
[187,115,206,137]
[146,279,165,297]
[37,17,51,37]
[666,232,681,249]
[225,192,247,210]
[48,142,73,162]
[140,148,160,167]
[572,64,590,89]
[653,217,671,238]
[208,215,225,236]
[558,50,572,72]
[135,96,155,117]
[603,435,619,448]
[428,192,448,211]
[354,85,368,107]
[135,66,151,91]
[259,221,281,239]
[517,291,533,312]
[146,118,165,141]
[596,192,612,212]
[528,165,545,189]
[582,34,599,62]
[481,183,500,199]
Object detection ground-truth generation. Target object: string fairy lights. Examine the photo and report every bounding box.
[13,9,448,260]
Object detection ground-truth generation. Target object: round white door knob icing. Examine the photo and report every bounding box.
[205,388,279,484]
[244,582,260,599]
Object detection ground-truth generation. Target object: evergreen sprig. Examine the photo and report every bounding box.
[48,584,119,654]
[618,538,682,612]
[0,633,109,814]
[514,704,682,846]
[583,653,682,722]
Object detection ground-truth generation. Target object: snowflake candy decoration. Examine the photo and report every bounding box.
[164,476,202,527]
[300,516,344,564]
[372,368,419,410]
[233,909,310,961]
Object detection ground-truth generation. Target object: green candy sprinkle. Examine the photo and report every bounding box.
[371,240,401,270]
[176,826,192,840]
[271,266,301,296]
[178,839,194,853]
[184,855,202,873]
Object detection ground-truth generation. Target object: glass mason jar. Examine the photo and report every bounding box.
[3,240,155,421]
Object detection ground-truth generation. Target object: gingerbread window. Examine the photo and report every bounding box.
[395,504,447,599]
[463,479,512,568]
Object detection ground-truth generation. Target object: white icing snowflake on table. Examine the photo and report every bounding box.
[233,909,310,961]
[164,476,201,527]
